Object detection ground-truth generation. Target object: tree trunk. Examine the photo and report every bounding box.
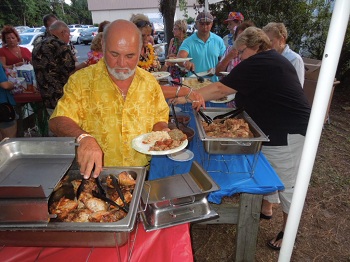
[159,0,177,56]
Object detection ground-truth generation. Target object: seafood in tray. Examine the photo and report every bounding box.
[49,171,136,223]
[201,118,254,138]
[194,108,269,155]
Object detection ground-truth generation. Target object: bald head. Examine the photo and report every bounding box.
[102,20,143,81]
[103,20,142,50]
[49,20,70,43]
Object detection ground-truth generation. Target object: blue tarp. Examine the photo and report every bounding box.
[148,103,284,204]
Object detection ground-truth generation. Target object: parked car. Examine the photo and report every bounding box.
[70,28,85,44]
[22,27,43,34]
[68,24,82,28]
[78,27,98,45]
[19,32,44,52]
[15,26,30,34]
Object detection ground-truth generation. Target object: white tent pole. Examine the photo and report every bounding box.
[205,0,209,12]
[278,0,350,261]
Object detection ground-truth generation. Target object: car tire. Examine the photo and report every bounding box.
[83,41,88,45]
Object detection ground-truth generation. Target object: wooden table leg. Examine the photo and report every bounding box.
[235,193,263,262]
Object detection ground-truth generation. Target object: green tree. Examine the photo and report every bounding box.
[206,0,312,52]
[159,0,177,50]
[0,0,91,27]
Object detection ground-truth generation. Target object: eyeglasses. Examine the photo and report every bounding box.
[173,27,180,31]
[135,20,152,28]
[198,22,212,26]
[238,47,247,56]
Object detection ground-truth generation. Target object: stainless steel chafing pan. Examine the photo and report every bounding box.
[140,161,219,231]
[194,108,269,154]
[0,138,147,247]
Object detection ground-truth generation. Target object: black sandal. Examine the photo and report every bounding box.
[260,213,272,220]
[267,231,284,250]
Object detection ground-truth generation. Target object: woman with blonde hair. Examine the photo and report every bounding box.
[262,22,304,86]
[166,19,188,78]
[190,27,311,250]
[130,14,161,72]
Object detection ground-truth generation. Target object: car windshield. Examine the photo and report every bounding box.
[22,29,35,33]
[20,35,35,45]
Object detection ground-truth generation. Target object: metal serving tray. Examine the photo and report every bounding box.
[140,161,219,231]
[0,167,146,247]
[0,138,147,247]
[194,108,269,154]
[0,137,76,224]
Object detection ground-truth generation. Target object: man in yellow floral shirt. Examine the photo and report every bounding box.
[49,20,169,179]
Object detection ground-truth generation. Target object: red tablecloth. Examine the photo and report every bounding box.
[14,93,42,104]
[0,223,193,262]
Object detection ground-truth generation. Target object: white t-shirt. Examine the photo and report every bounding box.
[282,45,305,87]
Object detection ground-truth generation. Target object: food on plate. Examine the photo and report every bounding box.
[49,172,135,222]
[142,131,171,144]
[149,129,187,151]
[202,118,254,138]
[182,78,211,90]
[168,128,187,141]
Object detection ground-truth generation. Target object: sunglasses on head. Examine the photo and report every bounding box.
[135,20,152,28]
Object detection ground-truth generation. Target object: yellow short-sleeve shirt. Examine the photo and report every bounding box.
[51,59,169,167]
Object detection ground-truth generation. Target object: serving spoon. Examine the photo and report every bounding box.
[170,80,192,89]
[190,70,205,83]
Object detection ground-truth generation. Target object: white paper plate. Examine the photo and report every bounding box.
[153,43,167,48]
[189,71,210,78]
[132,133,188,155]
[210,94,236,103]
[165,57,192,63]
[151,71,171,80]
[167,149,194,162]
[220,71,229,76]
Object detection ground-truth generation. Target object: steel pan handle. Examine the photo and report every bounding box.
[170,195,196,207]
[220,141,252,147]
[138,181,151,213]
[169,207,195,218]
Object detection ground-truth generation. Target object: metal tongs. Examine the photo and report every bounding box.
[170,103,180,129]
[214,107,245,123]
[198,109,213,125]
[108,174,130,213]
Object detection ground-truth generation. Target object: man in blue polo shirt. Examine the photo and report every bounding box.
[178,11,226,82]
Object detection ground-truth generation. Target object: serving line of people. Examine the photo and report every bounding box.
[2,10,310,254]
[177,26,310,251]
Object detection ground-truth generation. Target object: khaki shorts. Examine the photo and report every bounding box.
[262,134,305,213]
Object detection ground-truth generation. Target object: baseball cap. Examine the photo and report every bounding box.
[224,12,244,23]
[196,12,214,23]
